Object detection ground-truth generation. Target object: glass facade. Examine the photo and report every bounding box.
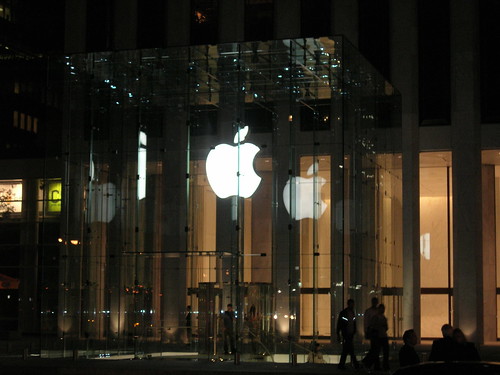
[36,36,402,360]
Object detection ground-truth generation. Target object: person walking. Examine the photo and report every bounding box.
[185,305,192,345]
[222,303,236,354]
[364,297,379,339]
[372,304,390,371]
[336,299,360,370]
[363,303,389,371]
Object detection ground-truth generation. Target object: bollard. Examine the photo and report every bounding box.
[234,352,240,365]
[73,349,78,361]
[291,353,297,366]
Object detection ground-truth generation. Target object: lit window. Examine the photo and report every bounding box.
[13,111,18,128]
[27,115,32,132]
[0,180,23,216]
[20,112,25,130]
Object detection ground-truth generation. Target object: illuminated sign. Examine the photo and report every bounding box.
[47,181,62,212]
[138,131,147,200]
[283,163,328,220]
[206,126,261,198]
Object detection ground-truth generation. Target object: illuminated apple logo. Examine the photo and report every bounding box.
[283,163,327,220]
[206,126,261,198]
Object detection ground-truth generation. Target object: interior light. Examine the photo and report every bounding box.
[70,240,79,245]
[137,131,147,200]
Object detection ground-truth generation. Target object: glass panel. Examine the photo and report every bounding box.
[421,294,449,338]
[482,150,500,340]
[0,180,22,216]
[43,36,401,361]
[420,152,452,288]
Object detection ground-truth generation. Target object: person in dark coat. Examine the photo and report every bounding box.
[222,303,236,354]
[336,299,359,370]
[452,328,480,361]
[399,329,420,367]
[429,323,454,361]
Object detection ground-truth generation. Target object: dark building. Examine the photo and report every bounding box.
[0,0,498,361]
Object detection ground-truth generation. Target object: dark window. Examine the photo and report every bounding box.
[418,0,451,125]
[300,99,331,131]
[86,0,114,52]
[14,0,65,53]
[190,0,219,45]
[300,0,331,38]
[245,0,274,41]
[190,105,218,136]
[137,0,166,49]
[245,102,275,133]
[358,0,391,80]
[480,0,500,123]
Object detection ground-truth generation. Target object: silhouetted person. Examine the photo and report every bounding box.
[362,297,379,369]
[186,305,192,345]
[246,304,259,354]
[363,304,389,371]
[222,303,236,354]
[452,328,480,361]
[399,329,420,367]
[337,299,359,370]
[364,297,379,339]
[429,323,454,361]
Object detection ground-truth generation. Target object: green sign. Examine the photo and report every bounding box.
[47,181,61,212]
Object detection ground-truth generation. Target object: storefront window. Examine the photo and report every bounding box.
[419,152,453,338]
[55,36,401,360]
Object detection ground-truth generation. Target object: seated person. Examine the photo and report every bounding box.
[399,329,420,367]
[452,328,480,361]
[429,324,454,361]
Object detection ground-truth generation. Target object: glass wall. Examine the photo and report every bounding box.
[45,37,401,361]
[419,152,453,338]
[482,150,500,340]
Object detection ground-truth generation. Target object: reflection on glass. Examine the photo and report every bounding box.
[283,162,328,220]
[420,232,430,260]
[52,37,402,360]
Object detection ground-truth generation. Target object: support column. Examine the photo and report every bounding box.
[166,0,190,46]
[332,0,358,47]
[389,0,420,336]
[219,0,244,43]
[450,1,482,343]
[275,0,300,40]
[113,0,137,50]
[482,165,497,343]
[64,0,87,53]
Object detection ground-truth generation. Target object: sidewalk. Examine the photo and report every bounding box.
[0,356,395,375]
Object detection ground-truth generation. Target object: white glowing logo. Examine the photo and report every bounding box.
[138,131,147,200]
[283,163,327,220]
[206,126,261,198]
[420,232,431,260]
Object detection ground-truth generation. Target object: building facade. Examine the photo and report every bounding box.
[0,0,499,360]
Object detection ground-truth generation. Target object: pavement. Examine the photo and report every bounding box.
[0,356,393,375]
[0,342,499,375]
